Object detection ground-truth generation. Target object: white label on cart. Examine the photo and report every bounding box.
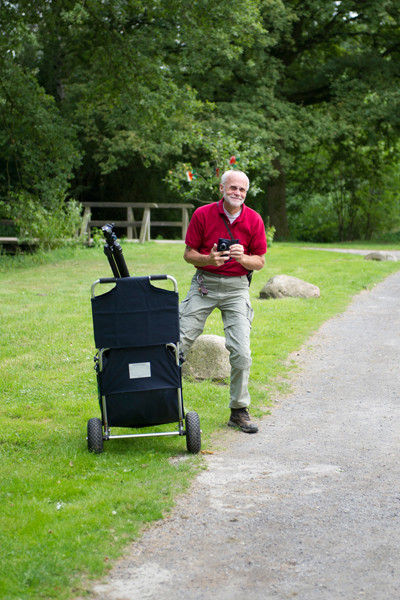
[129,362,151,379]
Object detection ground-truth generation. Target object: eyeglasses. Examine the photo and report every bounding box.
[226,185,247,194]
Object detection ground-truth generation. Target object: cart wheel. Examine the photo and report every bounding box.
[87,417,104,454]
[185,411,201,454]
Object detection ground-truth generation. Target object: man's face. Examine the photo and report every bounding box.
[220,173,248,212]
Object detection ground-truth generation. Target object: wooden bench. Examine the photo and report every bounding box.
[80,202,194,243]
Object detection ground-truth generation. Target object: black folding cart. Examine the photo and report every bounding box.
[86,225,201,454]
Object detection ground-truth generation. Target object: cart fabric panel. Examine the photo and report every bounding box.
[92,277,180,349]
[103,388,181,428]
[98,345,182,427]
[99,346,181,395]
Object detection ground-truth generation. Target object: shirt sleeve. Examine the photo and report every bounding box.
[185,208,204,250]
[248,214,267,256]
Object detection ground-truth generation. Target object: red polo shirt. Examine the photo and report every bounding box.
[185,199,267,276]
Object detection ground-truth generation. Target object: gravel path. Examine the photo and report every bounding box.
[88,268,400,600]
[304,247,400,257]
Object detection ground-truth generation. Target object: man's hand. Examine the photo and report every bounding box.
[184,244,265,270]
[184,244,231,267]
[229,243,265,271]
[228,243,245,262]
[208,243,232,266]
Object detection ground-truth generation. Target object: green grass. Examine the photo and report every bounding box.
[1,241,400,599]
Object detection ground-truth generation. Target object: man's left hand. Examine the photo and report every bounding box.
[229,243,245,262]
[229,244,265,271]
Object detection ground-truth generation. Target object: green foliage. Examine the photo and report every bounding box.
[0,60,77,189]
[203,0,400,237]
[5,194,83,248]
[165,125,275,204]
[267,224,276,246]
[287,126,400,241]
[60,0,263,174]
[288,193,340,243]
[0,11,81,241]
[2,0,400,243]
[90,227,107,248]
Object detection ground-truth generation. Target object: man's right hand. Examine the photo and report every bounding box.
[208,243,232,266]
[184,244,231,268]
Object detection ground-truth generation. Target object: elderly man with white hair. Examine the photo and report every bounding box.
[179,170,267,433]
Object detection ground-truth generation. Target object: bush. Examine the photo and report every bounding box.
[287,194,339,243]
[5,194,83,249]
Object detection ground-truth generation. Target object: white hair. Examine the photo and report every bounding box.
[221,170,250,191]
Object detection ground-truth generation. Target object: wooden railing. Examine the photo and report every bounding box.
[0,220,39,253]
[0,203,195,250]
[80,202,194,243]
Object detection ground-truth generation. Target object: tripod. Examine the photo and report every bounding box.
[101,223,130,278]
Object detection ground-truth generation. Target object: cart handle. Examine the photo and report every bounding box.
[149,274,167,281]
[150,275,178,293]
[91,275,178,297]
[91,278,116,298]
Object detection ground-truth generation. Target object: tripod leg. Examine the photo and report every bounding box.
[104,244,121,277]
[111,242,130,277]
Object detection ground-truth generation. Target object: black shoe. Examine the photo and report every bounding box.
[228,408,258,434]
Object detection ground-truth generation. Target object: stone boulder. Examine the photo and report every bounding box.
[260,274,320,299]
[182,334,230,380]
[364,251,398,262]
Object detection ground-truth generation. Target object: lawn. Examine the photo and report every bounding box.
[1,241,400,599]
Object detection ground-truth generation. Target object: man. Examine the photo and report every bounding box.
[179,170,267,433]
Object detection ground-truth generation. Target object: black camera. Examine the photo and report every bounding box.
[217,238,238,253]
[101,223,117,245]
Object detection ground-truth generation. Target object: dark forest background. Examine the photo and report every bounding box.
[1,0,400,244]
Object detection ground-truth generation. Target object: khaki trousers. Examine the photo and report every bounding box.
[179,270,254,409]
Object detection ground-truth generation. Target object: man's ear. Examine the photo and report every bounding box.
[219,183,224,194]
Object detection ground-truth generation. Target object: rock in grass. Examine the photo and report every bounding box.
[182,334,230,380]
[260,274,320,299]
[364,251,398,262]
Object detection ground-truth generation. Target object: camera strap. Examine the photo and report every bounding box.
[219,213,253,286]
[220,213,235,241]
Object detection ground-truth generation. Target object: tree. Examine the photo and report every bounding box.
[175,0,400,237]
[263,0,400,237]
[16,0,266,208]
[0,3,81,245]
[3,0,400,243]
[288,127,400,242]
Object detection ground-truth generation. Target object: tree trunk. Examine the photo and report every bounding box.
[267,158,289,239]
